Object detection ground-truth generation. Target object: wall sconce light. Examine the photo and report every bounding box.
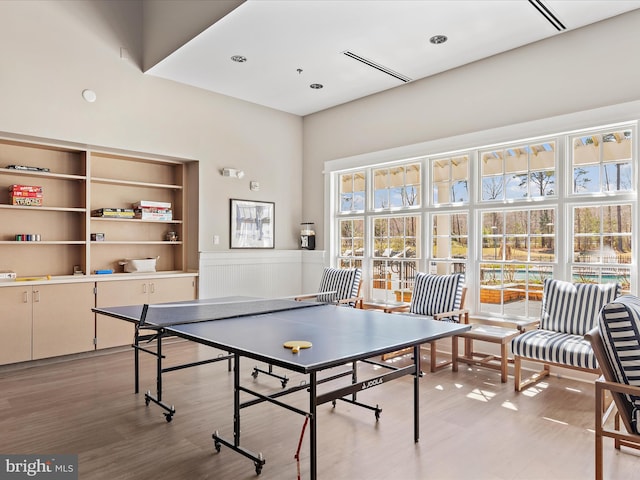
[82,89,97,103]
[221,167,245,179]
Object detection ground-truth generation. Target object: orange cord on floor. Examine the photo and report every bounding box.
[295,415,310,480]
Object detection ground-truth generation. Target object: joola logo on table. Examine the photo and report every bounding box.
[360,377,384,390]
[1,455,77,479]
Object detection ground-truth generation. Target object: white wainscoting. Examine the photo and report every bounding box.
[198,250,327,299]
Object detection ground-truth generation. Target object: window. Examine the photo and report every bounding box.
[479,208,555,317]
[331,122,635,318]
[373,163,421,209]
[572,129,632,194]
[431,212,468,274]
[571,204,632,290]
[432,155,469,205]
[372,216,420,302]
[338,218,364,269]
[481,141,556,201]
[340,171,365,212]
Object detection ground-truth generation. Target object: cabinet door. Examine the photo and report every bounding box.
[149,277,196,304]
[95,280,148,349]
[32,283,96,360]
[0,287,32,365]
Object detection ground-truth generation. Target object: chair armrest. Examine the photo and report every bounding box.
[470,317,535,330]
[384,304,410,314]
[294,290,337,302]
[434,308,469,323]
[336,296,364,309]
[516,319,540,332]
[597,377,640,397]
[294,293,317,301]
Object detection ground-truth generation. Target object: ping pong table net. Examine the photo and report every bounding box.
[137,298,326,329]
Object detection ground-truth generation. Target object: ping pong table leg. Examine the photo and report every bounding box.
[134,328,140,394]
[309,371,317,480]
[413,345,420,442]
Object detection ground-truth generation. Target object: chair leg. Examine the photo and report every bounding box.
[452,336,459,372]
[515,357,550,392]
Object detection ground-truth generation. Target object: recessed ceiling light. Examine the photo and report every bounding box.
[310,83,323,89]
[231,55,247,63]
[429,35,448,45]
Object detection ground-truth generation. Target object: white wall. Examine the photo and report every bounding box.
[0,0,304,269]
[302,9,640,249]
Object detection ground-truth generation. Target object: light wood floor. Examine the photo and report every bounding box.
[1,341,640,480]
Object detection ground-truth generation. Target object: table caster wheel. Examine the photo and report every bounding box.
[374,405,381,421]
[164,413,173,422]
[281,378,289,388]
[251,369,259,379]
[255,453,264,475]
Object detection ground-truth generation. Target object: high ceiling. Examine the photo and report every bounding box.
[146,0,640,116]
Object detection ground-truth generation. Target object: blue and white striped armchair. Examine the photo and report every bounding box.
[385,272,467,372]
[511,278,620,391]
[586,295,640,480]
[296,267,363,308]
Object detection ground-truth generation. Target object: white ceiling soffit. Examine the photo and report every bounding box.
[145,0,640,116]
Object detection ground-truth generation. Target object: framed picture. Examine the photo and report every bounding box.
[230,199,275,249]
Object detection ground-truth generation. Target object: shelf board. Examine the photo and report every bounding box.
[0,167,86,181]
[91,241,182,245]
[0,241,85,245]
[90,217,182,224]
[91,177,182,190]
[0,204,86,213]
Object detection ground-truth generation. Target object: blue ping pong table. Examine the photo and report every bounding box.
[93,297,470,479]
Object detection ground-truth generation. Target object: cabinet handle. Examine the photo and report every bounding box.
[23,291,29,303]
[150,282,155,294]
[34,290,40,302]
[143,283,147,294]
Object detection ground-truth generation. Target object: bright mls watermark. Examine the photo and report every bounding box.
[0,455,77,479]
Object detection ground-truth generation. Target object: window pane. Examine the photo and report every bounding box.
[573,165,599,194]
[603,162,632,192]
[432,213,468,263]
[529,142,555,170]
[574,207,600,234]
[529,171,555,197]
[452,180,469,203]
[506,174,527,199]
[482,176,504,201]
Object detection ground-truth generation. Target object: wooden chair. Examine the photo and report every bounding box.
[511,278,619,391]
[586,295,640,480]
[385,273,468,371]
[295,267,363,308]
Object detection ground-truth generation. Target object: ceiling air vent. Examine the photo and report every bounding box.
[528,0,567,31]
[343,51,412,83]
